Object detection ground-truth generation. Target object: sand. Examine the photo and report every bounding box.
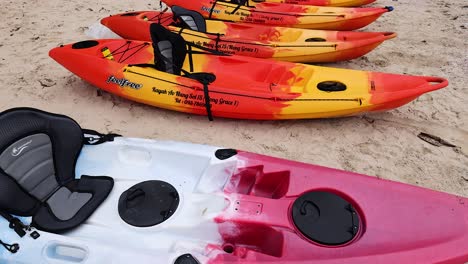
[0,0,466,197]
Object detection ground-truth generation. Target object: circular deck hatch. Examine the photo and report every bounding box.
[292,191,360,245]
[118,180,179,227]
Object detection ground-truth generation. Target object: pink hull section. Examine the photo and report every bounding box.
[207,151,468,263]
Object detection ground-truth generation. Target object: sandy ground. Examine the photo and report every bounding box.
[0,0,466,197]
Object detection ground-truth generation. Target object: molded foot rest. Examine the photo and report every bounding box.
[219,222,284,258]
[226,167,290,199]
[45,243,88,263]
[225,166,263,194]
[252,171,290,199]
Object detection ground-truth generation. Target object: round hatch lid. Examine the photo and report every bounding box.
[118,180,179,227]
[292,191,360,246]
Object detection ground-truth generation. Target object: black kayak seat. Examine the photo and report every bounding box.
[150,23,187,75]
[149,24,216,121]
[0,108,113,233]
[171,6,207,33]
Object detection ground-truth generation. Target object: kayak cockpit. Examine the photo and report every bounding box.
[71,40,100,49]
[0,108,236,262]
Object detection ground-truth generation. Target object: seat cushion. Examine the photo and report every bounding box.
[32,176,114,233]
[47,187,93,221]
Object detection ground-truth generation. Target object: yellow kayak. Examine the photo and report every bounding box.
[101,8,396,63]
[50,24,447,120]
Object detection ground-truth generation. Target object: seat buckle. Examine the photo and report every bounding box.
[9,218,27,237]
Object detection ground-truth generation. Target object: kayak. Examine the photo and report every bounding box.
[161,0,393,30]
[50,24,447,120]
[100,7,396,63]
[50,24,446,120]
[259,0,376,7]
[1,107,467,264]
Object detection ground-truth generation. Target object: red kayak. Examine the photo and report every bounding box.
[1,108,467,263]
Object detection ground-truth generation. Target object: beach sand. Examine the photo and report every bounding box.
[0,0,466,197]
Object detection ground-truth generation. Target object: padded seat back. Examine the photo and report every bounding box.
[0,134,59,202]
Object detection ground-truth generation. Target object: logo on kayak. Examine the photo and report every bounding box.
[201,6,220,14]
[11,140,32,157]
[106,76,143,90]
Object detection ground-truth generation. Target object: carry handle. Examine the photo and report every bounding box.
[422,76,449,91]
[382,32,397,40]
[45,243,88,263]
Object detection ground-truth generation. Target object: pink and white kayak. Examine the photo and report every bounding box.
[0,108,467,263]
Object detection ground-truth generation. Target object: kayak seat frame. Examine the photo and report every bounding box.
[0,108,114,233]
[172,6,207,32]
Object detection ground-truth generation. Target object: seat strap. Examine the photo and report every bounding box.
[230,4,242,14]
[83,129,121,145]
[214,33,221,52]
[209,0,218,19]
[180,71,214,121]
[0,239,19,254]
[156,6,170,24]
[0,211,27,238]
[202,81,213,121]
[187,45,194,72]
[156,46,215,121]
[230,0,250,14]
[183,73,215,121]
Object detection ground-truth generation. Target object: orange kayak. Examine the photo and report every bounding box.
[49,24,447,120]
[100,8,395,63]
[160,0,392,30]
